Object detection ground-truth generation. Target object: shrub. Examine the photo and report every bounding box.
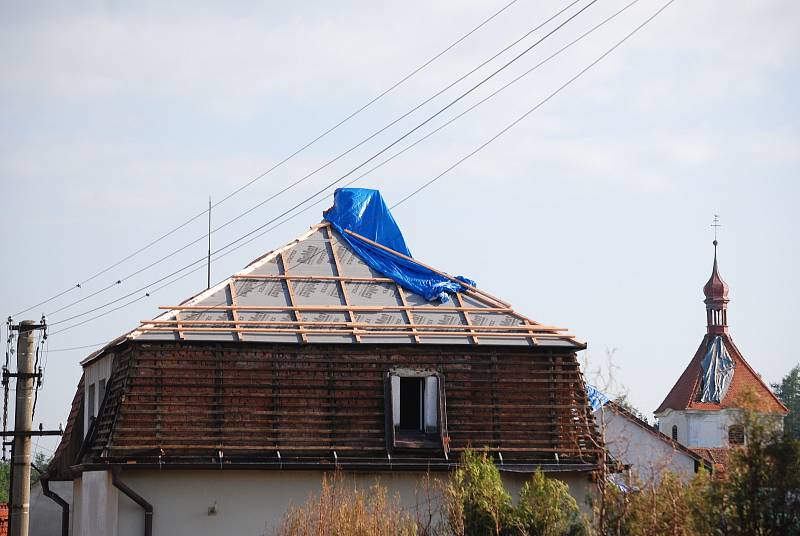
[442,449,586,536]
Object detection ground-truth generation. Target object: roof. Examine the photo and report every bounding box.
[599,401,712,467]
[69,340,601,471]
[689,447,731,473]
[655,333,788,415]
[130,222,580,348]
[50,206,599,476]
[44,374,84,480]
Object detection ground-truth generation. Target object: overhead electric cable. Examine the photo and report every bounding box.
[45,0,600,327]
[40,0,586,319]
[45,0,650,339]
[12,0,520,318]
[391,0,677,210]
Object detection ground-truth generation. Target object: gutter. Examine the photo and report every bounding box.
[40,476,69,536]
[111,467,153,536]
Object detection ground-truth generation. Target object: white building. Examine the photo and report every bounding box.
[594,400,708,485]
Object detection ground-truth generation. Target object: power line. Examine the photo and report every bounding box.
[392,0,677,210]
[11,0,521,318]
[40,0,669,343]
[44,0,598,325]
[39,0,584,320]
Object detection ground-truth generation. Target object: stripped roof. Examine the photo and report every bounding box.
[655,333,788,415]
[132,222,580,348]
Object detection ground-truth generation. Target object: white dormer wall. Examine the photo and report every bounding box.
[84,354,114,436]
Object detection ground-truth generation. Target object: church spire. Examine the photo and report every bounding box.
[703,217,729,334]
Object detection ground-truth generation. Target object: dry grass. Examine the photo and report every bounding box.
[275,473,418,536]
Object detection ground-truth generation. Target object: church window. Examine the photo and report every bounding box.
[728,424,745,445]
[671,425,678,441]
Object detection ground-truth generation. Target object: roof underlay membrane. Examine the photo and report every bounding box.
[133,222,578,347]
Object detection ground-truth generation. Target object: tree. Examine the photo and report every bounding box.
[693,404,800,536]
[772,364,800,440]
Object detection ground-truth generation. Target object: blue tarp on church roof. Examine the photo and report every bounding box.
[323,188,475,302]
[698,335,735,403]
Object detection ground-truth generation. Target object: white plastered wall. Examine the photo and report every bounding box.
[83,354,113,435]
[77,471,118,536]
[597,408,696,484]
[112,469,593,536]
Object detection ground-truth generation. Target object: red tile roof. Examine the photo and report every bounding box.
[690,447,731,473]
[655,333,788,415]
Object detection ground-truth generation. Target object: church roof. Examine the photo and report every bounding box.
[129,221,579,348]
[655,332,788,415]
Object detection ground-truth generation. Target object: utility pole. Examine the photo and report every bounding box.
[9,320,37,536]
[2,318,63,536]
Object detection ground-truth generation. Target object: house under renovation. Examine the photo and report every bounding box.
[44,189,602,536]
[655,240,788,469]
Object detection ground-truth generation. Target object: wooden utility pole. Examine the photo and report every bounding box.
[9,320,37,536]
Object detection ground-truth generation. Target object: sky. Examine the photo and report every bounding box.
[1,0,798,457]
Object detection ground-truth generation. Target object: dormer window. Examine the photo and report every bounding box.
[387,370,446,451]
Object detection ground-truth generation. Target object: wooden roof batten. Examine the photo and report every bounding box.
[132,222,580,348]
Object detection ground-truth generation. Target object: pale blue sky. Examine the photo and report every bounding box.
[1,0,798,456]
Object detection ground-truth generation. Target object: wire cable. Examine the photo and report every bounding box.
[12,0,521,318]
[47,0,599,328]
[392,0,676,210]
[40,0,588,320]
[46,0,668,339]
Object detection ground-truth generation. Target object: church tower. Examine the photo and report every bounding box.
[654,240,787,461]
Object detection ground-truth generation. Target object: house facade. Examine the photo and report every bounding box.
[655,241,788,466]
[44,189,602,535]
[594,400,709,485]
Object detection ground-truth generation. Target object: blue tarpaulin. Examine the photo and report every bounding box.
[699,335,735,403]
[586,384,610,412]
[323,188,475,302]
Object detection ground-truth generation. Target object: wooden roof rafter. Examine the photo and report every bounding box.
[132,222,581,348]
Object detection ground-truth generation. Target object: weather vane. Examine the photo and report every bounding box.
[711,214,721,245]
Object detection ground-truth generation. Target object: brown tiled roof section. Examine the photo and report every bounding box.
[655,334,788,415]
[45,374,84,480]
[690,447,731,473]
[80,341,602,468]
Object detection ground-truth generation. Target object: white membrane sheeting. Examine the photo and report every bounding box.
[134,223,578,347]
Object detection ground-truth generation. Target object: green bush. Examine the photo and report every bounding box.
[443,449,587,536]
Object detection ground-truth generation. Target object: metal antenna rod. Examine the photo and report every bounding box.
[207,197,212,289]
[711,214,721,242]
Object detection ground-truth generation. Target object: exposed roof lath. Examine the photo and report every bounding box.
[132,222,580,348]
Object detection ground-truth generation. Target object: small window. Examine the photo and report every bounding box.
[87,383,96,422]
[388,372,444,450]
[99,378,107,405]
[728,424,745,445]
[671,425,678,441]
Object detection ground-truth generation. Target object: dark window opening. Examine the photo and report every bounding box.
[399,377,423,431]
[87,383,96,424]
[729,424,744,445]
[99,378,107,405]
[388,372,444,450]
[671,425,678,441]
